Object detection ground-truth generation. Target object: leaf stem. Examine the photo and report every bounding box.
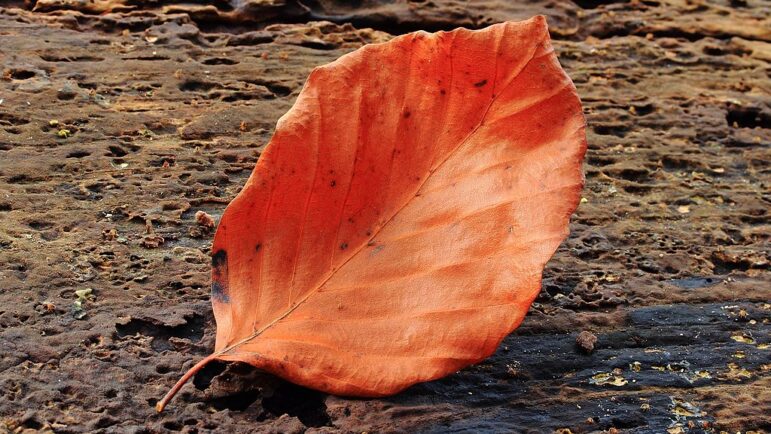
[156,353,219,413]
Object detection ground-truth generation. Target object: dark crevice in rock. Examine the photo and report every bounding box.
[572,0,629,9]
[262,382,332,427]
[589,26,770,43]
[192,360,227,390]
[115,314,205,351]
[726,105,770,129]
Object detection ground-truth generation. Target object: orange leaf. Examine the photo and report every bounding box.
[158,15,586,411]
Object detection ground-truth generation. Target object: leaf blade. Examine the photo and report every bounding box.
[161,16,586,409]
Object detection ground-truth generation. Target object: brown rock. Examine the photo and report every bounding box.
[141,234,165,249]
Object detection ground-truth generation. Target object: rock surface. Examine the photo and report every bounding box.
[0,1,769,433]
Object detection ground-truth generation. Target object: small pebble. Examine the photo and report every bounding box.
[195,211,216,229]
[576,330,598,354]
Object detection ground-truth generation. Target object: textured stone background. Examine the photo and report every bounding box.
[0,1,769,433]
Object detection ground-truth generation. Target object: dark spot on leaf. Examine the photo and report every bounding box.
[211,249,227,268]
[255,243,261,251]
[330,180,336,187]
[474,79,488,87]
[340,242,348,250]
[403,110,411,118]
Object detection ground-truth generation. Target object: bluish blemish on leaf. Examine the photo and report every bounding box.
[211,281,230,303]
[211,249,229,303]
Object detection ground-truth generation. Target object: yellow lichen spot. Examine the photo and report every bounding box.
[672,398,703,418]
[75,288,93,300]
[652,365,666,372]
[630,361,642,372]
[731,334,756,344]
[49,119,59,126]
[555,429,574,434]
[641,403,651,411]
[733,350,746,359]
[604,274,619,282]
[756,343,769,350]
[57,128,71,138]
[673,405,695,417]
[667,425,685,434]
[590,372,628,386]
[693,370,711,380]
[724,362,753,380]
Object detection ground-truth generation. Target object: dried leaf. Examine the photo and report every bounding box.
[158,16,586,410]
